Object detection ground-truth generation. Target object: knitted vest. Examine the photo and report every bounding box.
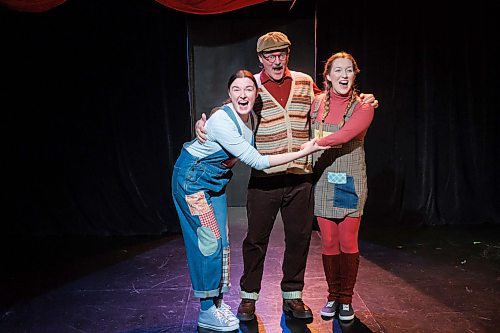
[251,71,314,176]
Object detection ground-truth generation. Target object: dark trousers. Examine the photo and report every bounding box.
[240,174,314,295]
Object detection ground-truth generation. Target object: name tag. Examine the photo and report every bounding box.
[314,129,342,148]
[328,172,347,184]
[314,129,332,139]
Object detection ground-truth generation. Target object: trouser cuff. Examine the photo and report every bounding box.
[282,290,302,299]
[240,291,259,300]
[194,288,221,299]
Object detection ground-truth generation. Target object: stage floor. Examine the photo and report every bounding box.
[1,208,499,332]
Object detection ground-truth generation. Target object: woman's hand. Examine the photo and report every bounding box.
[301,138,329,153]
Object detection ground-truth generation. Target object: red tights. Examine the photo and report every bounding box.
[317,216,361,255]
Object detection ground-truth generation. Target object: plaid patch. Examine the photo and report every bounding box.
[185,191,211,216]
[199,209,220,239]
[220,247,231,289]
[328,172,347,184]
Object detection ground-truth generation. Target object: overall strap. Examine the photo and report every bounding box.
[249,112,255,146]
[311,93,326,125]
[222,105,242,135]
[345,100,358,119]
[222,104,257,146]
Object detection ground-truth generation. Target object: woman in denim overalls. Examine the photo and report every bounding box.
[172,69,326,331]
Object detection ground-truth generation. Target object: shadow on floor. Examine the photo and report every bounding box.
[359,223,500,271]
[0,233,179,312]
[2,216,500,332]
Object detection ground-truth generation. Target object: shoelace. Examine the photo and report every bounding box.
[212,307,230,323]
[342,304,350,311]
[219,302,238,321]
[326,301,335,308]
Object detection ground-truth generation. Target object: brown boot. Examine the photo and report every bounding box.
[338,252,359,321]
[237,298,256,321]
[283,299,313,319]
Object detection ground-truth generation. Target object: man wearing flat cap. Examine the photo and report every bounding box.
[195,31,377,322]
[235,31,319,321]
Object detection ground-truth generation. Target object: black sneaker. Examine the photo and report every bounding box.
[338,303,354,321]
[320,300,337,319]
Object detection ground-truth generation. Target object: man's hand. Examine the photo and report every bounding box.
[359,93,379,109]
[195,113,208,144]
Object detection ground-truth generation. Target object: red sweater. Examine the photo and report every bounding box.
[312,90,374,147]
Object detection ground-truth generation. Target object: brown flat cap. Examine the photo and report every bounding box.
[256,31,291,53]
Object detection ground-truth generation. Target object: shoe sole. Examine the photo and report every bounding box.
[283,305,313,319]
[339,314,355,321]
[320,310,336,317]
[198,322,240,331]
[237,312,255,321]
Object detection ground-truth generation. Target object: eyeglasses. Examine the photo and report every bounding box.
[262,52,288,62]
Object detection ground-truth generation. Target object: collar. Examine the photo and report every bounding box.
[329,88,353,103]
[260,68,292,85]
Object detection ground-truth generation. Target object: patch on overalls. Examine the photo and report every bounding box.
[185,191,211,215]
[186,192,221,256]
[221,246,231,290]
[198,209,221,239]
[197,227,219,256]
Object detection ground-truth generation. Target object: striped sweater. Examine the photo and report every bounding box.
[252,70,315,176]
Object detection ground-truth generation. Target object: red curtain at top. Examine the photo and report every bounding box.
[155,0,267,15]
[0,0,66,12]
[0,0,268,13]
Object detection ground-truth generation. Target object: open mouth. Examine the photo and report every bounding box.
[238,100,249,106]
[339,80,349,88]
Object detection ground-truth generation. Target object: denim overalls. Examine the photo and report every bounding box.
[172,106,252,298]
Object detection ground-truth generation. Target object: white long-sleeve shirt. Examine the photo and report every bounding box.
[185,104,270,170]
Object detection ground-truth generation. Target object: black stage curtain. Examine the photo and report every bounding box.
[2,0,191,236]
[2,0,498,239]
[316,0,499,226]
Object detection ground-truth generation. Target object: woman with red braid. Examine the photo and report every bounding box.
[308,51,374,322]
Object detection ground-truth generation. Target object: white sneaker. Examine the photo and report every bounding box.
[198,305,239,331]
[219,301,240,324]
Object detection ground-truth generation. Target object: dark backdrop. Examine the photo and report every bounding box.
[2,0,191,236]
[316,0,499,226]
[1,0,499,238]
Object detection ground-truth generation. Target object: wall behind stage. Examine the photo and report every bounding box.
[316,0,499,226]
